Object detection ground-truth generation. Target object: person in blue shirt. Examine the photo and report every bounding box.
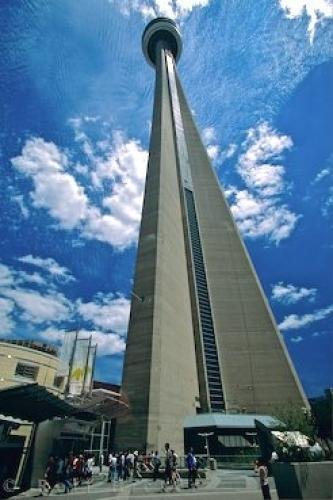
[186,448,197,489]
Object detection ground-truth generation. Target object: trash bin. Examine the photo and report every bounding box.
[209,458,217,470]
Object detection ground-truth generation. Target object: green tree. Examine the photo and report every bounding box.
[272,402,315,438]
[310,390,333,439]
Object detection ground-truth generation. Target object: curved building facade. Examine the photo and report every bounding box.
[0,339,63,394]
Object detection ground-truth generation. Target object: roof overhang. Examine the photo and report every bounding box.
[0,384,96,423]
[68,388,129,419]
[184,413,283,430]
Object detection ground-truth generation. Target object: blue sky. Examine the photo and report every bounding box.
[0,0,332,397]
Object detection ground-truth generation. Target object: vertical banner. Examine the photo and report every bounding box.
[57,330,98,397]
[83,342,97,394]
[69,338,90,396]
[58,331,78,377]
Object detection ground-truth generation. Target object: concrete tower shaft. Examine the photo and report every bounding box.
[116,18,309,454]
[116,25,199,454]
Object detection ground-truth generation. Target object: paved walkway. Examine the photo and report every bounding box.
[14,470,278,499]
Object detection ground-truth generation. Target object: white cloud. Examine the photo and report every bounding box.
[290,335,303,343]
[40,328,126,356]
[228,122,299,244]
[0,297,15,335]
[206,144,220,161]
[202,127,216,144]
[0,261,67,326]
[224,185,238,199]
[2,288,71,324]
[68,117,96,161]
[271,282,317,304]
[11,138,89,229]
[12,195,29,218]
[110,0,210,19]
[0,264,15,287]
[312,331,326,337]
[202,127,220,162]
[279,304,333,331]
[0,260,130,339]
[77,295,130,334]
[18,255,75,283]
[85,132,147,248]
[310,156,333,217]
[321,186,333,217]
[220,143,237,163]
[229,189,299,243]
[237,122,292,197]
[16,271,47,286]
[12,132,147,250]
[201,127,236,164]
[0,260,60,290]
[279,0,333,43]
[313,167,330,184]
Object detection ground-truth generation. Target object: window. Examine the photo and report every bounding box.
[15,363,39,380]
[53,375,64,388]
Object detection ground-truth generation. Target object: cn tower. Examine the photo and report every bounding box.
[115,18,308,453]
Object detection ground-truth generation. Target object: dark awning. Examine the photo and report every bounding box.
[0,384,96,423]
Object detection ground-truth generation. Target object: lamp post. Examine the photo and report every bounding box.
[198,431,214,463]
[99,418,106,472]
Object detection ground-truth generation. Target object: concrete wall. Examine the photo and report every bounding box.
[272,461,333,499]
[30,420,62,487]
[176,74,308,414]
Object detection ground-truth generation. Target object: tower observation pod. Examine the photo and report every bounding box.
[142,17,182,67]
[115,18,309,454]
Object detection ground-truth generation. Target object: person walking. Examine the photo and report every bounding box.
[258,458,271,499]
[85,455,94,484]
[123,452,132,481]
[56,456,72,493]
[107,453,117,483]
[152,451,161,481]
[133,451,142,481]
[186,448,197,489]
[55,456,64,485]
[128,450,135,480]
[63,456,74,494]
[75,454,85,486]
[43,456,57,494]
[171,450,179,490]
[116,452,124,481]
[162,443,173,492]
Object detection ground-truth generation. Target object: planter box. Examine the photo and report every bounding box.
[272,461,333,499]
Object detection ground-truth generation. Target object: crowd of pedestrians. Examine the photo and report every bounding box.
[42,445,272,497]
[42,453,93,495]
[104,447,168,485]
[106,443,205,491]
[41,443,205,495]
[106,450,145,482]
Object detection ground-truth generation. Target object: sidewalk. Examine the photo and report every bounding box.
[13,469,278,499]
